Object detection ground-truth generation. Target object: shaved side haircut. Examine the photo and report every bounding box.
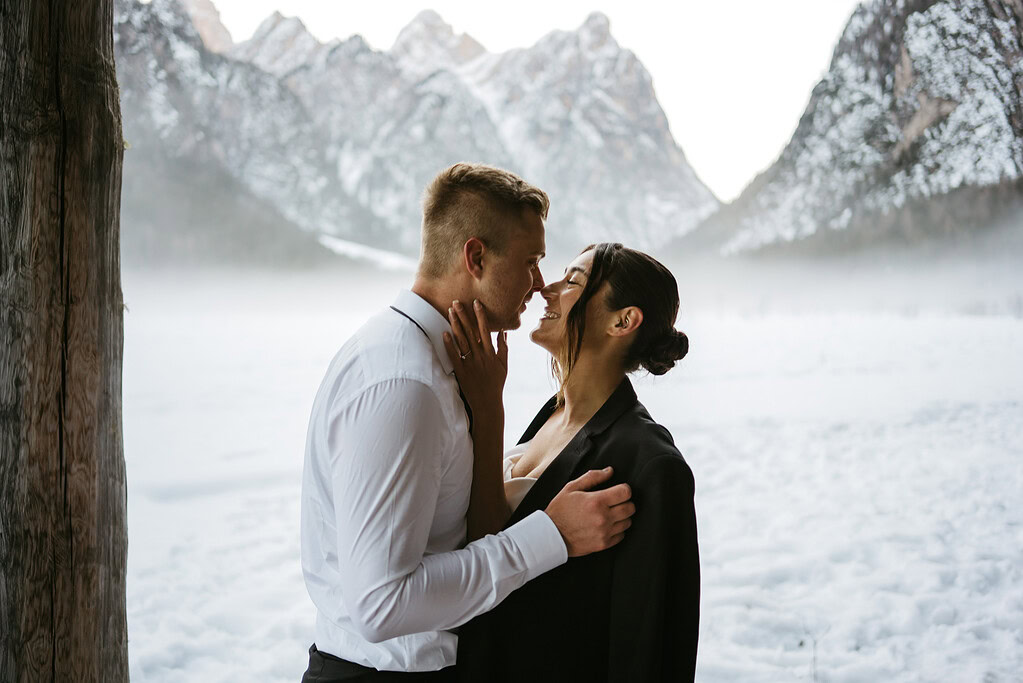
[419,163,550,277]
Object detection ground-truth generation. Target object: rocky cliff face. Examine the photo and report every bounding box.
[249,16,516,253]
[459,12,718,249]
[681,0,1023,257]
[114,0,717,259]
[390,9,486,79]
[115,0,382,255]
[181,0,232,53]
[228,12,338,78]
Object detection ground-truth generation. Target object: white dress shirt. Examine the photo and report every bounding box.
[301,289,567,672]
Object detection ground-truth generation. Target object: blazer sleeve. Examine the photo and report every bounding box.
[608,453,700,682]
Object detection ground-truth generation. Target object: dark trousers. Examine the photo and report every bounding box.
[302,644,457,682]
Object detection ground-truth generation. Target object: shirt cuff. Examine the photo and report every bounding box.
[501,510,568,579]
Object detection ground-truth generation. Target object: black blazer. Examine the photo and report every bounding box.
[457,377,700,682]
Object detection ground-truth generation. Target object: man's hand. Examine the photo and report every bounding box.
[545,467,635,557]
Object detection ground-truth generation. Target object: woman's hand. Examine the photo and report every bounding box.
[444,299,513,538]
[443,299,508,421]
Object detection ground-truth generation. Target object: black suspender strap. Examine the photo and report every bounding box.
[389,305,428,338]
[389,305,474,434]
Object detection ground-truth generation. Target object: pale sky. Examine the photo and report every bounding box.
[210,1,864,202]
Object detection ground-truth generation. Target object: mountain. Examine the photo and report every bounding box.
[113,0,717,262]
[677,0,1023,257]
[181,0,232,53]
[114,0,383,265]
[257,19,516,253]
[228,12,338,77]
[390,10,486,78]
[458,12,718,249]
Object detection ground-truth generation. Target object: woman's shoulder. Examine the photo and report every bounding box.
[599,399,692,477]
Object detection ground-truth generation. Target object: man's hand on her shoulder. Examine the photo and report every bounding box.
[544,467,634,557]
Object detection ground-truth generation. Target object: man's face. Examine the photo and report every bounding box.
[478,209,546,331]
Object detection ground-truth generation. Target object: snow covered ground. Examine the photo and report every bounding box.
[121,268,1023,682]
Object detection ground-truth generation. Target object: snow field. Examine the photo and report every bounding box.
[122,271,1023,682]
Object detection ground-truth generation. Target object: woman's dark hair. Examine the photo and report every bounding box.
[551,243,688,399]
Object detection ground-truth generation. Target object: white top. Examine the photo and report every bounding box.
[300,290,567,672]
[502,441,539,512]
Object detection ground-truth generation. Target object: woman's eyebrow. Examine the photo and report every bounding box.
[564,266,588,276]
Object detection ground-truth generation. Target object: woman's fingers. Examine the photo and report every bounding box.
[447,305,471,357]
[449,300,507,367]
[442,331,463,368]
[472,300,495,356]
[451,301,480,358]
[496,330,508,364]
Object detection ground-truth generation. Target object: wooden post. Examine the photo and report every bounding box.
[1,0,129,680]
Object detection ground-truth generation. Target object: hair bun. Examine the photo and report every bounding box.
[641,329,689,376]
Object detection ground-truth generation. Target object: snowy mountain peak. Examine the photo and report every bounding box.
[116,0,718,256]
[579,11,612,46]
[391,9,487,77]
[679,0,1023,256]
[229,11,326,77]
[401,9,450,36]
[181,0,233,53]
[252,11,313,45]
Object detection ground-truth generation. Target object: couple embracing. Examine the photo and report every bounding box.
[300,163,699,682]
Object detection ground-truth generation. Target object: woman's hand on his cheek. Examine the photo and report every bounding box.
[443,298,508,418]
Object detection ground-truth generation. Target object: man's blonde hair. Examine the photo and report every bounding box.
[419,163,550,277]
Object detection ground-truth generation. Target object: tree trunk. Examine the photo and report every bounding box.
[0,0,128,680]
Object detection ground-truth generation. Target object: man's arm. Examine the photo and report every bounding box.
[329,378,566,643]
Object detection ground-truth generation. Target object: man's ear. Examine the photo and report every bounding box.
[462,237,485,279]
[609,306,643,337]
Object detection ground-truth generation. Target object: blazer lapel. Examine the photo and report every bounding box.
[505,377,639,528]
[516,395,558,445]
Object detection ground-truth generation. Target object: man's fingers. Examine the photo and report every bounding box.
[597,482,632,507]
[609,501,636,522]
[611,518,632,535]
[562,466,613,493]
[605,532,626,549]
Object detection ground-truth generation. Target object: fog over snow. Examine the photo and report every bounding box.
[122,264,1023,682]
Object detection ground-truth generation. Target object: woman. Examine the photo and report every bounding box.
[442,242,699,682]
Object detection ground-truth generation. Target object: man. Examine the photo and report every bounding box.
[300,163,635,681]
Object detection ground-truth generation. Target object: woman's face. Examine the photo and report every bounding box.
[529,249,600,354]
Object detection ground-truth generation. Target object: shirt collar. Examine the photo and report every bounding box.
[391,289,455,375]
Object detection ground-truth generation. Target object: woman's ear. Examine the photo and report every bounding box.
[462,237,485,279]
[609,306,643,337]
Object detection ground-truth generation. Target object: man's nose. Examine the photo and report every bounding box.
[532,268,545,292]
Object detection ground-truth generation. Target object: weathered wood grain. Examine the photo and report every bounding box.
[1,0,128,680]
